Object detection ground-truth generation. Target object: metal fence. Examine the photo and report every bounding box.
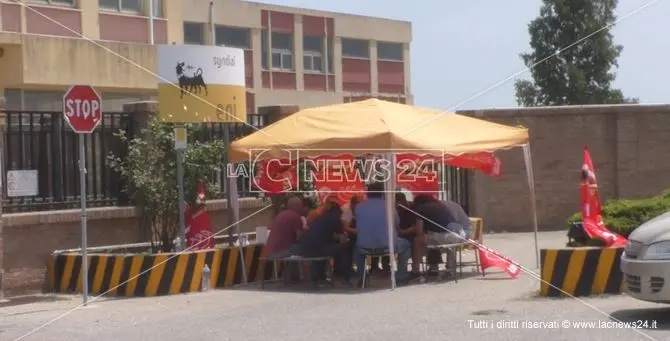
[2,111,135,212]
[440,166,470,214]
[0,110,471,213]
[1,111,267,213]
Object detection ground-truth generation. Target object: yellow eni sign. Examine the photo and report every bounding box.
[157,45,247,123]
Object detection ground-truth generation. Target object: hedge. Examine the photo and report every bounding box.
[566,190,670,237]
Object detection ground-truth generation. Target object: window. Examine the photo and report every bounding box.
[271,32,293,71]
[377,42,404,61]
[150,0,163,17]
[303,36,323,72]
[341,38,369,58]
[327,37,333,73]
[99,0,142,13]
[183,22,204,45]
[271,32,292,50]
[26,0,75,6]
[261,29,269,69]
[215,26,250,49]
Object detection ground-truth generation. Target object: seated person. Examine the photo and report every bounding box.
[295,201,352,286]
[341,195,362,275]
[345,195,390,273]
[395,192,422,276]
[306,196,337,225]
[413,195,465,274]
[443,199,472,239]
[353,182,415,285]
[264,196,306,258]
[300,197,315,229]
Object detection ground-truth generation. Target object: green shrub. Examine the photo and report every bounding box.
[566,192,670,237]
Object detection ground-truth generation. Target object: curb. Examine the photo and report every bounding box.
[540,247,623,297]
[48,244,279,297]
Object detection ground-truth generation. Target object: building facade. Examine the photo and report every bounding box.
[0,0,411,112]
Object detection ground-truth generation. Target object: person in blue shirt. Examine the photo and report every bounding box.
[353,182,414,285]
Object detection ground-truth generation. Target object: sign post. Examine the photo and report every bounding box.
[174,127,187,251]
[63,85,102,306]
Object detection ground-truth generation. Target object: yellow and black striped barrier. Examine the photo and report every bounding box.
[48,244,281,297]
[540,247,624,297]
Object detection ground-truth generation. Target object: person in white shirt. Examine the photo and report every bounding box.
[442,200,472,239]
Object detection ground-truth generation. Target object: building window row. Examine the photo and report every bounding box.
[99,0,142,13]
[184,23,403,68]
[26,0,75,5]
[270,32,293,71]
[341,38,404,61]
[27,0,164,16]
[183,22,204,45]
[215,26,251,49]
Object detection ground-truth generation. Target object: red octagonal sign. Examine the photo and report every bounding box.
[63,85,102,134]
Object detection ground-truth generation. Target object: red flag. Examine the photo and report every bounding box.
[580,147,627,247]
[185,181,215,250]
[478,246,522,278]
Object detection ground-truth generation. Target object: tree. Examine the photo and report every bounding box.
[107,117,225,252]
[514,0,638,106]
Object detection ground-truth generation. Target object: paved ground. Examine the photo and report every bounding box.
[2,231,669,341]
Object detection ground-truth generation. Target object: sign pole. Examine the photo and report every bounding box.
[62,84,101,306]
[174,127,187,251]
[222,127,235,246]
[78,134,89,305]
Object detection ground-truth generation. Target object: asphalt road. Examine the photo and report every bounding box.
[2,231,669,341]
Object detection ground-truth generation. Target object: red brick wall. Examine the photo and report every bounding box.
[26,5,81,37]
[377,60,405,94]
[244,50,254,88]
[272,72,297,90]
[342,59,371,93]
[269,11,293,33]
[302,15,325,36]
[304,74,326,91]
[262,72,271,88]
[1,3,22,32]
[461,104,670,232]
[99,14,166,43]
[246,92,255,114]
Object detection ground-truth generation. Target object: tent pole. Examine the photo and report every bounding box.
[523,144,540,269]
[227,165,247,283]
[384,153,397,290]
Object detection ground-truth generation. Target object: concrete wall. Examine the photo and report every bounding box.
[462,104,670,233]
[2,198,272,296]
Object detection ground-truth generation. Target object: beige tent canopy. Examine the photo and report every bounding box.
[226,99,539,289]
[228,99,529,162]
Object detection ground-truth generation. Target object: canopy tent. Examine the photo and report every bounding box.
[226,99,539,288]
[228,99,528,162]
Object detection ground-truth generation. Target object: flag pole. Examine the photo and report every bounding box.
[523,144,540,269]
[384,153,397,290]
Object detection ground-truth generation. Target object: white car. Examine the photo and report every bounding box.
[621,211,670,303]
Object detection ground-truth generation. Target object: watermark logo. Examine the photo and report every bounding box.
[243,149,444,194]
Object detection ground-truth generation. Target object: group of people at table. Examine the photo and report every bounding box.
[263,182,473,287]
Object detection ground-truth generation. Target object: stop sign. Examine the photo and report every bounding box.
[63,85,102,133]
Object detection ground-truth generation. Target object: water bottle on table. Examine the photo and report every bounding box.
[201,264,211,291]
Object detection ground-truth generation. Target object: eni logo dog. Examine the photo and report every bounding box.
[175,62,208,98]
